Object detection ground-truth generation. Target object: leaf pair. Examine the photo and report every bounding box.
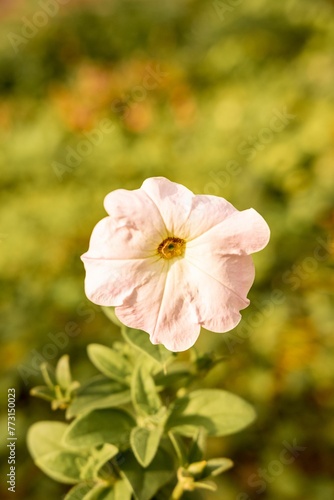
[30,355,79,410]
[27,421,118,485]
[130,363,166,467]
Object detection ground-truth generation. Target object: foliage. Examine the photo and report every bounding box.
[1,0,334,499]
[27,310,254,499]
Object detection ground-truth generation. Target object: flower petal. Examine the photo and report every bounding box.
[187,208,270,256]
[115,258,201,352]
[82,256,163,307]
[185,251,255,332]
[182,194,238,240]
[81,178,270,351]
[81,214,162,261]
[141,177,194,236]
[103,187,167,253]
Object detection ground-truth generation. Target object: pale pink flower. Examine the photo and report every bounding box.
[81,177,270,352]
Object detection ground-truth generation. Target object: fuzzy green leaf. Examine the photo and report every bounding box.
[83,480,132,500]
[204,457,234,477]
[56,354,72,390]
[40,362,56,389]
[63,408,136,449]
[131,363,162,416]
[65,483,93,500]
[121,327,172,366]
[193,480,217,491]
[82,484,109,500]
[66,376,131,419]
[188,429,206,464]
[130,426,163,467]
[87,344,131,385]
[35,450,86,484]
[166,389,256,437]
[27,421,70,460]
[154,363,192,388]
[120,447,175,500]
[113,480,132,500]
[79,443,118,481]
[30,385,55,402]
[28,422,89,485]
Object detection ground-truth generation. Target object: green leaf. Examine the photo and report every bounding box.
[203,457,234,477]
[130,426,163,467]
[149,481,176,500]
[35,450,86,484]
[30,385,55,402]
[154,362,193,388]
[82,484,113,500]
[28,424,118,487]
[56,354,72,390]
[188,429,206,463]
[63,408,136,449]
[65,483,93,500]
[88,344,132,385]
[166,389,256,437]
[131,363,162,416]
[40,362,56,389]
[83,480,132,500]
[66,376,131,419]
[121,327,173,366]
[120,447,175,500]
[27,421,70,460]
[79,443,118,481]
[168,431,188,464]
[113,480,132,500]
[193,480,217,492]
[27,421,90,485]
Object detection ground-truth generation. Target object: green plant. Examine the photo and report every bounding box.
[28,308,255,499]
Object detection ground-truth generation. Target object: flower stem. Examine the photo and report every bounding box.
[168,431,186,465]
[171,481,184,500]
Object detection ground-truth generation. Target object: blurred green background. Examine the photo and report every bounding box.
[1,0,334,498]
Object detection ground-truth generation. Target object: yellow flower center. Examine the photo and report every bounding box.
[157,237,186,260]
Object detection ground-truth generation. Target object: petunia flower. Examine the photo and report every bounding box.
[81,177,270,352]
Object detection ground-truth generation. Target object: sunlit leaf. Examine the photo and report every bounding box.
[56,354,72,390]
[30,386,54,402]
[130,426,163,467]
[65,483,93,500]
[27,421,71,460]
[121,327,172,366]
[166,389,256,436]
[87,344,131,385]
[79,444,118,481]
[66,376,131,419]
[120,447,175,500]
[131,363,162,416]
[154,362,193,388]
[204,457,234,477]
[35,450,85,484]
[63,408,136,449]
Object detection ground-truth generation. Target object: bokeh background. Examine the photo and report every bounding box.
[1,0,334,499]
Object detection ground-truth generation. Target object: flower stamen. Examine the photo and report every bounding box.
[158,237,186,260]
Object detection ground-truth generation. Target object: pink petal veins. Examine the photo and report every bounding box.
[181,194,238,240]
[141,177,194,236]
[184,253,255,332]
[115,259,201,352]
[187,208,270,256]
[82,256,162,307]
